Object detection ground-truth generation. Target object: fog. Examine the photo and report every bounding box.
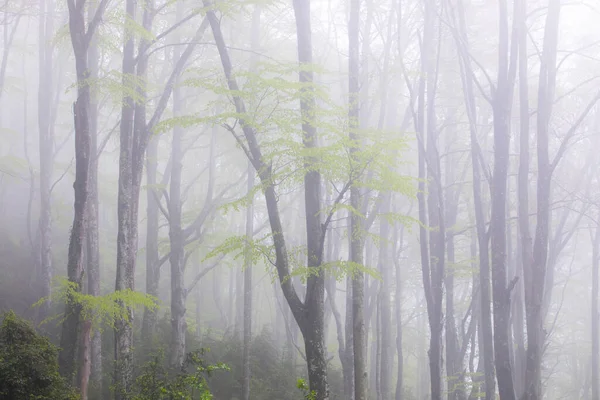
[0,0,599,399]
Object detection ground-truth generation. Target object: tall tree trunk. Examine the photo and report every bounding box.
[453,0,495,396]
[349,0,367,398]
[85,0,102,396]
[37,0,54,322]
[420,1,445,398]
[490,1,518,398]
[379,193,392,400]
[591,216,600,400]
[206,2,330,396]
[114,0,137,395]
[142,134,159,345]
[394,215,405,400]
[168,50,186,368]
[523,2,560,399]
[59,0,104,383]
[445,157,466,400]
[513,1,528,394]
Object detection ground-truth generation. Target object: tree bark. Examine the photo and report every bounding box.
[490,1,518,398]
[348,0,367,399]
[59,0,104,384]
[205,2,331,396]
[86,1,102,395]
[591,216,600,400]
[168,40,186,368]
[114,0,136,396]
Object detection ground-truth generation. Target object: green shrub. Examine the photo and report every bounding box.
[133,348,228,400]
[0,311,79,400]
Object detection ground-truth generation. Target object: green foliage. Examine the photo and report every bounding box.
[198,329,340,400]
[133,349,228,400]
[296,378,316,400]
[34,277,158,332]
[204,233,274,269]
[0,311,79,400]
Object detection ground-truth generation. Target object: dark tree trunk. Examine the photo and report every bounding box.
[490,2,518,398]
[59,0,105,384]
[205,1,331,396]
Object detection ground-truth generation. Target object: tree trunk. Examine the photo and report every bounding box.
[445,157,466,400]
[206,2,330,396]
[490,0,518,398]
[348,0,367,398]
[453,0,495,396]
[142,134,159,345]
[37,0,54,322]
[114,0,137,395]
[379,193,392,400]
[168,48,186,368]
[86,2,102,395]
[523,2,560,399]
[394,219,405,400]
[591,217,600,400]
[59,0,100,383]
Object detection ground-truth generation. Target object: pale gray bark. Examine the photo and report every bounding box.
[85,1,101,396]
[114,0,136,396]
[37,0,54,322]
[523,2,560,399]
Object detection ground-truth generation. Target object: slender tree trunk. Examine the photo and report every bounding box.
[345,271,355,400]
[378,193,392,400]
[206,2,329,396]
[242,6,261,399]
[168,52,186,368]
[523,2,560,399]
[591,217,600,400]
[452,0,496,396]
[142,135,159,345]
[394,219,405,400]
[445,157,466,400]
[490,0,519,398]
[85,2,102,396]
[37,0,54,322]
[348,0,367,398]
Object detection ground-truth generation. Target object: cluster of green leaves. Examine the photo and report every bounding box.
[0,311,79,400]
[296,378,317,400]
[35,277,158,332]
[133,348,228,400]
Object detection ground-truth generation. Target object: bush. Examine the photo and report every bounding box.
[0,311,79,400]
[133,348,228,400]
